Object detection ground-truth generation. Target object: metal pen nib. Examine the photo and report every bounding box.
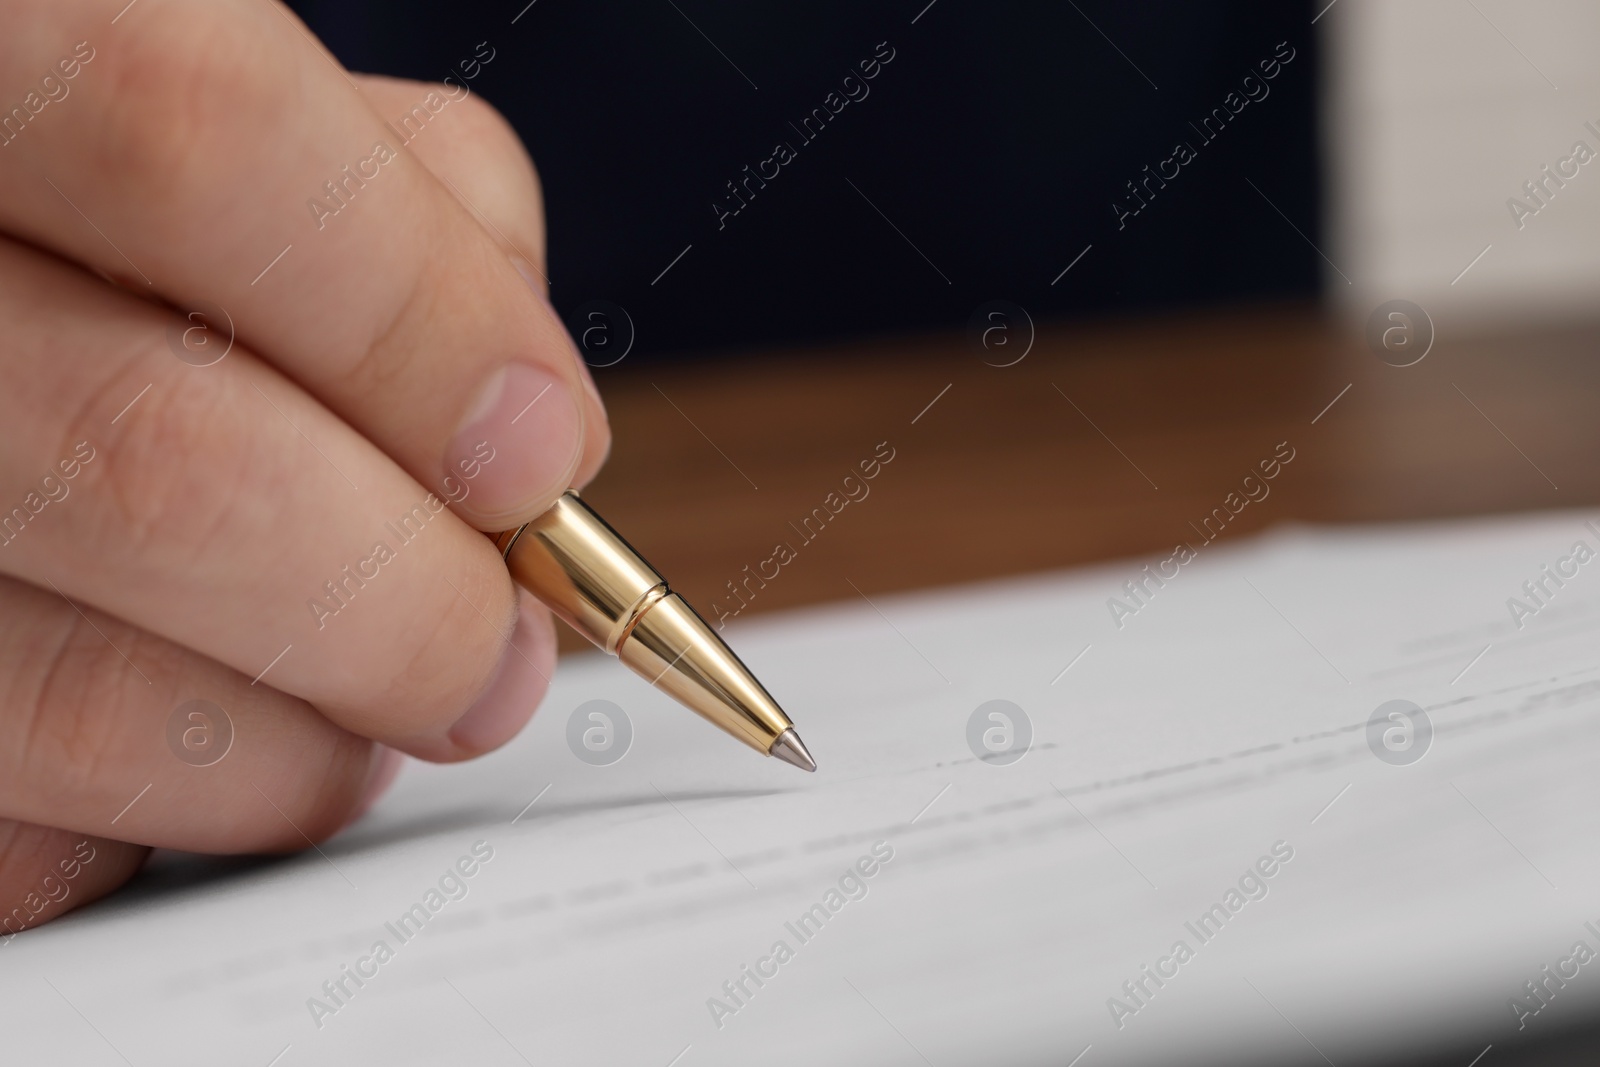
[495,491,816,771]
[768,729,817,772]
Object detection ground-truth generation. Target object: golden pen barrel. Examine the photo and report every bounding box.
[496,492,795,755]
[494,492,662,654]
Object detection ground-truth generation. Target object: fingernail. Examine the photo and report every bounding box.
[449,593,554,753]
[448,361,583,525]
[350,745,404,825]
[513,254,604,409]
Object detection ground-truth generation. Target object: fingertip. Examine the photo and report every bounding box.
[0,823,148,933]
[444,591,556,758]
[445,361,586,530]
[346,745,406,826]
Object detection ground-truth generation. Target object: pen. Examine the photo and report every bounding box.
[493,490,817,772]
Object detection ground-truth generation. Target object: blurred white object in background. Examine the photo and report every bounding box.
[1324,0,1600,328]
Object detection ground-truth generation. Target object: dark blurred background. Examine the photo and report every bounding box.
[288,0,1320,359]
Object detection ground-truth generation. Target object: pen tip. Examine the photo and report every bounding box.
[769,728,817,773]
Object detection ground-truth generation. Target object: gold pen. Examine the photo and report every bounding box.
[493,490,816,772]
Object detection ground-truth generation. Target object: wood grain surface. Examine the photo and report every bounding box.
[565,302,1598,652]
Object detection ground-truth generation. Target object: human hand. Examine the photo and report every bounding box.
[0,0,608,931]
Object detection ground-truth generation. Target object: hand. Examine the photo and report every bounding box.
[0,0,609,931]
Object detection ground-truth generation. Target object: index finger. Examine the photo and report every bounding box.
[0,0,608,531]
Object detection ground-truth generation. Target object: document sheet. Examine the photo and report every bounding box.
[8,512,1600,1066]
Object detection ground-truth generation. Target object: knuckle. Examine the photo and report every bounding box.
[0,821,107,930]
[60,339,269,566]
[454,94,534,181]
[4,596,174,805]
[455,89,544,206]
[92,3,282,204]
[0,820,64,904]
[1,578,374,852]
[0,826,143,930]
[408,82,544,226]
[336,291,428,398]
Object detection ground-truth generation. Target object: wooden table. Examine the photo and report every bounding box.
[571,302,1598,652]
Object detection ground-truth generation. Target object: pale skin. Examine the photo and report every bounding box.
[0,0,611,928]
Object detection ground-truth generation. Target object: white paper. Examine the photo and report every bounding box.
[8,511,1600,1066]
